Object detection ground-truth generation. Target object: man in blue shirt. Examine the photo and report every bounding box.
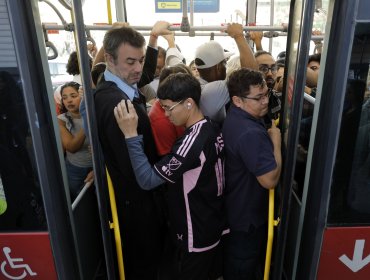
[222,69,282,280]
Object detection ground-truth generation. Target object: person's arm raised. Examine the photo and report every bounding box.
[249,31,264,51]
[163,32,185,66]
[148,21,172,48]
[226,23,259,70]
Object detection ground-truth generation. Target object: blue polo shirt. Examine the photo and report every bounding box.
[222,105,276,232]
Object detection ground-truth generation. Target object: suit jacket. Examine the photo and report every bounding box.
[94,46,164,278]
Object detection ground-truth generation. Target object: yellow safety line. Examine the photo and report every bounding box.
[107,0,112,24]
[106,168,125,279]
[264,189,280,280]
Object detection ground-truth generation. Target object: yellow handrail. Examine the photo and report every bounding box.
[264,189,280,280]
[106,168,125,279]
[106,0,112,24]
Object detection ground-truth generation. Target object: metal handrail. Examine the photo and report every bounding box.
[45,41,58,60]
[42,23,288,32]
[39,0,68,26]
[85,29,96,46]
[42,24,58,60]
[106,0,112,24]
[106,169,125,280]
[71,181,93,211]
[58,0,72,10]
[264,189,280,280]
[304,92,316,104]
[42,24,326,41]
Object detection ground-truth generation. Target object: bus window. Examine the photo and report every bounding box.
[328,22,370,225]
[0,71,46,231]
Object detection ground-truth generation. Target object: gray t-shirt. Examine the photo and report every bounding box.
[164,48,230,123]
[199,79,230,124]
[58,113,92,168]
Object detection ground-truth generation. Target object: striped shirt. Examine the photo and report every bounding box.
[154,118,225,252]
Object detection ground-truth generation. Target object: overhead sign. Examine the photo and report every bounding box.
[317,227,370,279]
[155,0,219,13]
[0,232,57,279]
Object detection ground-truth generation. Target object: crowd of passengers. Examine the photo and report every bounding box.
[54,20,321,279]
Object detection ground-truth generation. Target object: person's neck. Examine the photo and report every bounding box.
[185,110,204,128]
[107,68,134,86]
[69,111,81,119]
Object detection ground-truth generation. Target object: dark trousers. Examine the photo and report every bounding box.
[164,244,219,280]
[223,224,267,280]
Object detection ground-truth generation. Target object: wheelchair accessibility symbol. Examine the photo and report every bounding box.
[1,247,37,279]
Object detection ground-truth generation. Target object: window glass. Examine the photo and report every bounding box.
[0,70,46,231]
[328,22,370,225]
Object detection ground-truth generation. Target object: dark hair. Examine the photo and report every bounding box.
[227,68,265,99]
[157,73,201,106]
[91,62,106,87]
[277,51,286,60]
[158,64,192,84]
[308,53,321,64]
[276,58,285,68]
[158,46,166,58]
[66,51,92,75]
[59,81,80,131]
[254,50,273,58]
[103,27,145,62]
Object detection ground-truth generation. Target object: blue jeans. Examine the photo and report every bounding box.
[65,160,92,201]
[223,224,267,280]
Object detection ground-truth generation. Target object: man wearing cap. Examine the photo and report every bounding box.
[161,23,258,124]
[194,23,258,124]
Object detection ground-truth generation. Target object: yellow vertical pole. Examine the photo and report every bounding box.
[264,189,278,280]
[107,0,112,24]
[106,168,125,279]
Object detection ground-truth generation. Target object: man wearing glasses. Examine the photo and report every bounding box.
[254,50,278,90]
[254,50,282,123]
[222,69,282,280]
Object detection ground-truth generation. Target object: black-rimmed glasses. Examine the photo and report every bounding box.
[242,89,272,102]
[259,64,278,74]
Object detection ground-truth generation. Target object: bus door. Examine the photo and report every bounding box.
[274,0,370,279]
[0,0,108,279]
[271,0,316,278]
[300,0,370,279]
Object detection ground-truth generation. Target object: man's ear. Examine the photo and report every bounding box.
[185,98,194,109]
[105,53,114,66]
[232,95,243,108]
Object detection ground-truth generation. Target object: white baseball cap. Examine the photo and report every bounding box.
[195,41,233,69]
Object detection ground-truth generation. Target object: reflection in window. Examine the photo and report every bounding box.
[329,23,370,224]
[0,70,46,231]
[347,82,370,215]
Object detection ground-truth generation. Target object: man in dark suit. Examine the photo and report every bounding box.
[94,22,171,279]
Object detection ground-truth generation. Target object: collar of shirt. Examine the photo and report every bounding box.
[231,105,266,127]
[104,69,138,101]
